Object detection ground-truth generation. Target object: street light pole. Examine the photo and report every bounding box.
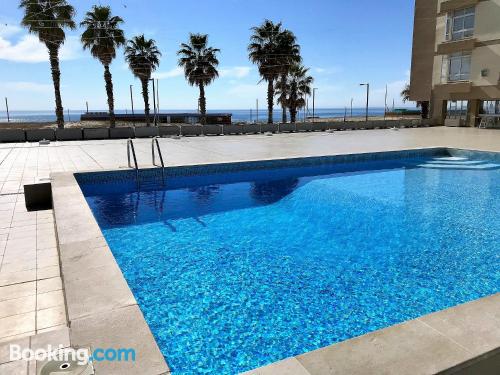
[5,97,10,123]
[150,79,157,126]
[359,83,369,122]
[129,85,135,127]
[350,98,353,118]
[312,88,318,123]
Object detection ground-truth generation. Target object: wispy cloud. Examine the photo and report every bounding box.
[0,81,53,92]
[0,28,82,63]
[312,66,342,75]
[152,67,184,79]
[219,66,252,79]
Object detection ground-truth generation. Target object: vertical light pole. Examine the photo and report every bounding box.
[312,88,318,123]
[150,79,157,126]
[359,83,369,122]
[156,79,160,115]
[5,97,10,123]
[129,85,135,127]
[85,101,89,114]
[384,84,388,120]
[256,99,259,123]
[350,98,353,118]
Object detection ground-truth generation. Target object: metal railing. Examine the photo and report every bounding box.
[152,136,165,184]
[127,138,139,187]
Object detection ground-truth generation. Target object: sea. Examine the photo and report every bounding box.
[0,108,394,124]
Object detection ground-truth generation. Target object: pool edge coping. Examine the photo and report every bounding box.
[51,147,500,375]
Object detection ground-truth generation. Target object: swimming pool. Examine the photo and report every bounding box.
[78,149,500,374]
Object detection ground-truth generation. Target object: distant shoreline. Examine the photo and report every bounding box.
[0,114,420,130]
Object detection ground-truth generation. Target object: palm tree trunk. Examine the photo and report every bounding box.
[290,106,297,123]
[281,73,287,123]
[47,44,64,128]
[104,65,116,128]
[199,83,207,125]
[141,78,150,126]
[267,79,274,124]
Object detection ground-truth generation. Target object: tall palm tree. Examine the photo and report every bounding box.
[275,30,301,123]
[401,83,429,119]
[287,65,313,123]
[248,20,283,124]
[124,35,161,126]
[81,5,125,127]
[20,0,76,128]
[177,34,220,125]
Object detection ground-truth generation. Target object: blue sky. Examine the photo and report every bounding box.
[0,0,415,111]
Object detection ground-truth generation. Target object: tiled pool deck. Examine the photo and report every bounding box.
[0,126,499,374]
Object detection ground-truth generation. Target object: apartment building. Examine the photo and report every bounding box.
[410,0,500,126]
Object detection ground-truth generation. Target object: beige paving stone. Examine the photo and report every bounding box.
[0,282,36,302]
[36,256,58,269]
[36,305,66,331]
[0,312,35,339]
[36,290,64,311]
[0,335,29,364]
[30,326,70,352]
[0,270,36,287]
[0,359,28,374]
[36,266,60,280]
[242,358,311,375]
[418,293,500,357]
[36,278,62,295]
[0,296,36,319]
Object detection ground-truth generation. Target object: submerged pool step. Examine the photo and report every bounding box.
[417,158,499,170]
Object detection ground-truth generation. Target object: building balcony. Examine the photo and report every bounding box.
[439,0,479,15]
[437,38,476,55]
[434,81,472,97]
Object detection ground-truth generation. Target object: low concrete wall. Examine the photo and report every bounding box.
[158,126,180,137]
[311,123,328,131]
[296,123,313,132]
[110,127,135,139]
[202,124,223,136]
[0,129,26,142]
[223,125,244,135]
[279,123,296,133]
[261,123,279,133]
[26,129,56,142]
[56,128,83,141]
[83,128,109,140]
[181,125,203,136]
[243,124,261,134]
[135,127,159,138]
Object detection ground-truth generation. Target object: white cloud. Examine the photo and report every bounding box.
[0,27,82,63]
[152,67,184,79]
[219,66,252,79]
[313,66,342,75]
[0,81,53,93]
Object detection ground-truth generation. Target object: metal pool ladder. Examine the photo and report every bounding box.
[127,138,140,187]
[152,136,165,185]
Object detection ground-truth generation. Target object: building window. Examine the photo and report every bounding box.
[447,52,471,81]
[446,7,475,41]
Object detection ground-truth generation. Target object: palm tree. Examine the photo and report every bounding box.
[401,83,430,119]
[20,0,76,128]
[81,5,125,127]
[177,34,220,125]
[287,65,313,123]
[124,35,161,126]
[275,30,301,123]
[248,20,283,124]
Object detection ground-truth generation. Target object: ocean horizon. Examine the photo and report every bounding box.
[0,107,414,123]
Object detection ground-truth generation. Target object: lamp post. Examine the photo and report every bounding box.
[5,97,10,123]
[312,88,318,123]
[129,85,135,127]
[350,98,353,118]
[359,83,369,122]
[150,79,157,126]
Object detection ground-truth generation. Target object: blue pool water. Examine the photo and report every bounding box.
[80,155,500,374]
